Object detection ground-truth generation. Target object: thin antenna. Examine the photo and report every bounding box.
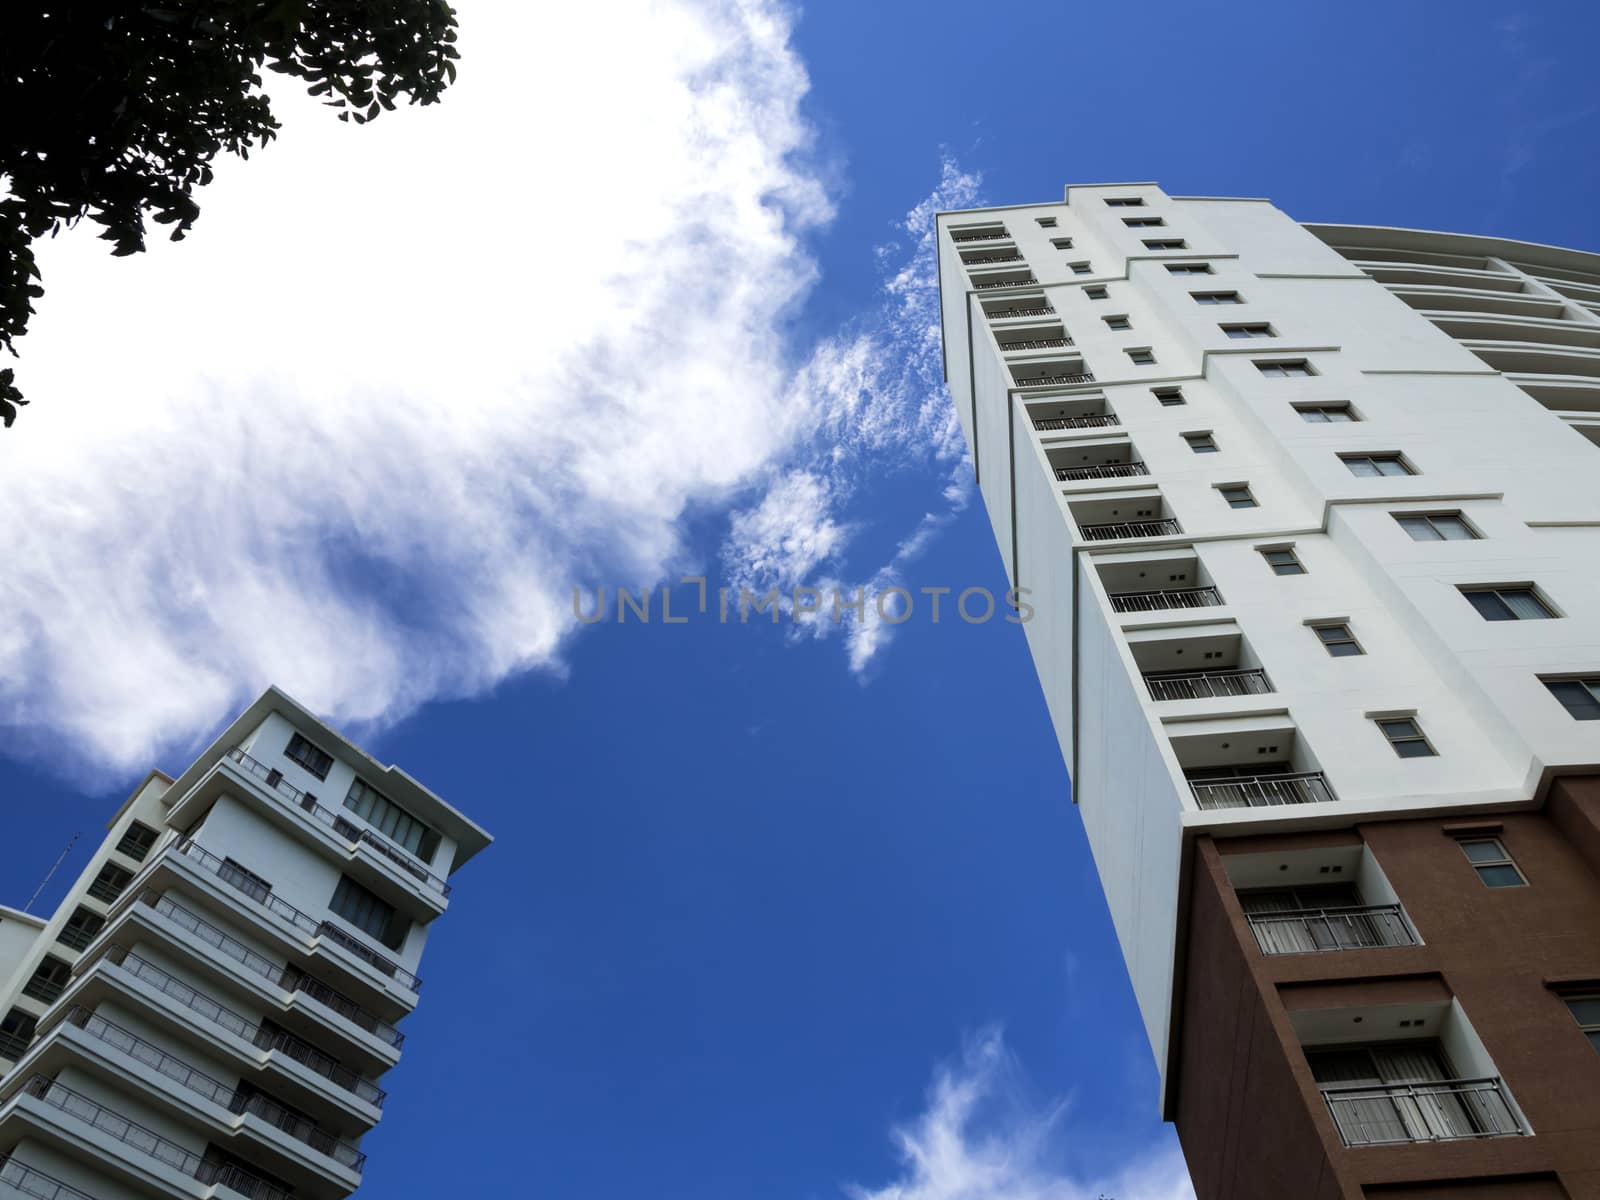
[24,831,80,914]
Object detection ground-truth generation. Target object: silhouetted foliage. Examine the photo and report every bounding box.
[0,0,459,427]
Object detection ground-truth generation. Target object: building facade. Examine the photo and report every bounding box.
[0,687,491,1200]
[935,184,1600,1199]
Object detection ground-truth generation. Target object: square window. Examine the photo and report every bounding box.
[1165,262,1213,275]
[1192,291,1243,305]
[1261,548,1306,576]
[1069,261,1093,275]
[1342,453,1413,478]
[1123,216,1165,228]
[1105,315,1131,331]
[1457,837,1526,887]
[1312,622,1363,656]
[1376,717,1436,758]
[115,821,159,862]
[1184,432,1218,453]
[1461,585,1555,621]
[1256,359,1314,377]
[1396,512,1478,541]
[285,732,334,780]
[1296,403,1357,423]
[1083,285,1109,300]
[1219,484,1257,509]
[1105,197,1144,207]
[1153,387,1185,407]
[1143,239,1188,251]
[1127,349,1156,365]
[1222,323,1275,339]
[1545,678,1600,721]
[1036,216,1058,227]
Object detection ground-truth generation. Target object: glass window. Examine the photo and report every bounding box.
[1457,838,1525,887]
[330,875,405,949]
[1545,678,1600,721]
[1461,586,1554,621]
[1376,717,1436,758]
[1565,995,1600,1053]
[1297,404,1357,423]
[1262,548,1306,576]
[1128,349,1155,365]
[1222,323,1274,339]
[1036,216,1057,227]
[1313,623,1363,656]
[1396,513,1478,541]
[284,733,334,780]
[1105,197,1144,207]
[1165,262,1212,275]
[1105,316,1131,331]
[1256,360,1314,377]
[1192,291,1243,305]
[115,821,159,862]
[1343,453,1413,478]
[1050,236,1073,250]
[1143,239,1187,250]
[1185,433,1218,453]
[1153,387,1185,407]
[1083,285,1108,300]
[1123,216,1165,227]
[1069,261,1092,275]
[1220,485,1257,509]
[344,778,438,859]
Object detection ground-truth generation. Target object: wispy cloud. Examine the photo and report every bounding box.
[845,1029,1194,1200]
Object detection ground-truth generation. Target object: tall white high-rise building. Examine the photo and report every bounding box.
[936,184,1600,1200]
[0,686,490,1200]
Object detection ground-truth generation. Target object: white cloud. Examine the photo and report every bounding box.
[845,1029,1195,1200]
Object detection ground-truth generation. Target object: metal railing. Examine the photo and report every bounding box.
[964,252,1024,265]
[951,230,1008,242]
[1108,586,1222,613]
[1322,1078,1524,1146]
[974,276,1037,290]
[1248,905,1418,955]
[19,1075,291,1200]
[106,945,386,1106]
[999,337,1073,351]
[1145,668,1272,702]
[1187,771,1337,810]
[988,305,1055,318]
[282,967,406,1049]
[0,1155,98,1200]
[173,839,422,992]
[224,747,449,896]
[1079,519,1181,540]
[1016,372,1096,387]
[1055,461,1148,482]
[231,1090,365,1171]
[1033,413,1117,431]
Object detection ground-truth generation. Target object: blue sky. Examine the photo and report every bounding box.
[2,2,1599,1196]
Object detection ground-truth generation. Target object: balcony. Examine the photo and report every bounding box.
[1187,770,1336,809]
[224,746,450,896]
[1080,518,1181,540]
[1055,461,1148,482]
[973,274,1038,291]
[0,1156,98,1200]
[16,1075,292,1200]
[999,336,1074,352]
[963,251,1025,266]
[1248,904,1418,954]
[951,229,1007,243]
[1108,585,1222,613]
[986,303,1055,319]
[1033,413,1118,431]
[1014,370,1096,387]
[1144,667,1271,702]
[1322,1078,1524,1147]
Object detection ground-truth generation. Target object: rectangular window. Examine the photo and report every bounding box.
[330,875,406,950]
[1342,453,1413,478]
[1565,995,1600,1053]
[1376,717,1436,758]
[1105,197,1144,207]
[1165,262,1212,275]
[1545,677,1600,721]
[1049,238,1074,251]
[22,955,72,1004]
[1460,585,1555,621]
[1036,216,1057,227]
[0,1008,38,1062]
[1123,216,1165,228]
[285,733,334,780]
[115,821,159,862]
[1127,348,1156,365]
[1295,403,1357,423]
[1192,291,1243,305]
[1153,386,1185,407]
[1261,547,1306,576]
[1312,622,1363,657]
[344,779,439,860]
[87,861,134,904]
[1256,359,1314,377]
[1083,285,1109,301]
[1069,261,1092,275]
[1218,484,1257,509]
[1458,837,1525,887]
[1222,323,1275,339]
[1143,239,1188,251]
[1396,512,1478,541]
[1104,315,1131,331]
[57,906,105,952]
[1184,432,1218,453]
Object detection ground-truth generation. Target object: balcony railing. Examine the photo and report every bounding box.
[1187,771,1337,809]
[999,337,1074,351]
[974,276,1037,290]
[19,1075,292,1200]
[174,839,422,992]
[964,252,1024,265]
[1248,905,1418,955]
[1079,519,1181,541]
[1144,668,1271,702]
[951,230,1008,242]
[1033,413,1118,431]
[0,1155,99,1200]
[58,1008,367,1171]
[1322,1077,1524,1146]
[989,305,1055,318]
[1055,461,1148,482]
[224,746,449,896]
[106,945,386,1106]
[1108,586,1222,613]
[1016,371,1095,387]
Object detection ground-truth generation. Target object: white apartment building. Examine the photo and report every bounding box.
[937,185,1600,1200]
[0,687,490,1200]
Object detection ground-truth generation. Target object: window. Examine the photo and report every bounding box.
[1069,261,1092,275]
[1564,995,1600,1053]
[1083,285,1109,300]
[1218,484,1257,509]
[1105,197,1144,207]
[1376,717,1436,759]
[1256,359,1314,377]
[1104,315,1131,331]
[87,861,134,904]
[1036,216,1057,227]
[284,732,334,779]
[1545,677,1600,721]
[1457,837,1525,887]
[1153,386,1185,407]
[1048,237,1074,251]
[1123,216,1165,228]
[0,1009,37,1062]
[22,955,72,1004]
[1192,291,1243,305]
[219,858,273,905]
[1396,512,1478,541]
[115,821,159,862]
[1261,547,1306,576]
[1165,262,1212,275]
[1222,323,1275,339]
[1127,348,1156,365]
[57,906,105,952]
[1460,585,1554,621]
[1184,432,1218,453]
[1342,453,1413,478]
[344,778,439,860]
[1312,622,1363,657]
[330,875,406,950]
[1296,403,1357,423]
[1143,239,1188,251]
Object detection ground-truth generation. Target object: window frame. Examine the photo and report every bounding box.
[1143,238,1188,251]
[1295,402,1358,423]
[1105,197,1145,208]
[1544,676,1600,721]
[1126,348,1156,365]
[1562,993,1600,1053]
[1152,386,1185,407]
[1083,285,1109,300]
[1341,452,1414,478]
[1191,290,1243,305]
[1184,431,1219,454]
[1459,584,1557,622]
[1068,261,1093,275]
[1456,837,1526,888]
[1104,315,1132,331]
[1255,359,1315,378]
[1395,512,1480,542]
[1375,716,1437,759]
[1310,621,1364,657]
[1164,262,1213,275]
[1221,322,1276,340]
[284,732,335,781]
[1218,483,1258,509]
[1035,216,1058,227]
[1260,547,1307,576]
[1122,216,1166,228]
